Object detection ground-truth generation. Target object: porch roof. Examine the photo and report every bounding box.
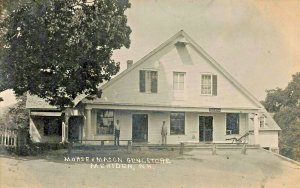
[30,111,62,117]
[85,102,259,113]
[26,93,87,109]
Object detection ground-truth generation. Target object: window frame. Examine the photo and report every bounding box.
[96,110,114,135]
[201,73,212,95]
[170,112,185,135]
[173,72,185,91]
[139,69,158,93]
[200,73,217,96]
[226,113,240,135]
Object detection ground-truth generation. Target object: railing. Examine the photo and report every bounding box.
[0,128,17,147]
[225,131,252,143]
[179,141,249,155]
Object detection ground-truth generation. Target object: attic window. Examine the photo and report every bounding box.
[173,72,185,91]
[139,70,158,93]
[201,73,217,95]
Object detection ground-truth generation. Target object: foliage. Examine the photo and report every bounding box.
[1,0,28,14]
[4,94,29,129]
[262,72,300,161]
[0,0,131,108]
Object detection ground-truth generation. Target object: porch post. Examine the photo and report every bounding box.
[86,109,92,140]
[61,115,69,143]
[7,130,10,145]
[14,131,17,147]
[4,128,7,146]
[62,120,66,143]
[253,113,259,145]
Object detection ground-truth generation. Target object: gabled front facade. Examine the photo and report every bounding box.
[26,31,281,152]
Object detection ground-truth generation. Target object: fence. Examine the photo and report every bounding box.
[0,128,17,148]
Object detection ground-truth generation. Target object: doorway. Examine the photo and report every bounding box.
[132,114,148,142]
[199,116,213,142]
[68,116,83,142]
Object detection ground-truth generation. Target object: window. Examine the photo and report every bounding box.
[140,70,158,93]
[173,72,185,91]
[259,116,266,128]
[43,117,62,136]
[170,112,185,135]
[226,113,239,135]
[96,110,114,135]
[201,74,217,95]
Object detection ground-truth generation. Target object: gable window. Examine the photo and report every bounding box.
[173,72,185,91]
[170,112,185,135]
[259,116,266,128]
[43,117,62,136]
[226,113,239,135]
[140,70,158,93]
[96,110,114,135]
[201,74,217,95]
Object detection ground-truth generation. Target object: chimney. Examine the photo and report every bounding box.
[127,60,133,69]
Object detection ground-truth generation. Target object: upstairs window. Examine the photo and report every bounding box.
[96,110,114,135]
[140,70,158,93]
[173,72,185,91]
[226,113,239,135]
[201,74,217,95]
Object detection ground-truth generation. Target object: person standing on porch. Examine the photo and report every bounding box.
[114,120,120,146]
[161,121,167,145]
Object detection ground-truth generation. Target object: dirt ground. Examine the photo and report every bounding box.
[1,148,300,188]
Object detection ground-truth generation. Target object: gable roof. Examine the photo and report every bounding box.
[93,30,263,108]
[26,93,58,110]
[260,109,281,131]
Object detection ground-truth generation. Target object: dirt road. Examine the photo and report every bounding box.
[1,149,300,188]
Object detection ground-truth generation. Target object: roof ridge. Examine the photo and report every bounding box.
[85,30,263,109]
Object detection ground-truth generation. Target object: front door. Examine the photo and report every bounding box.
[68,116,83,142]
[132,114,148,142]
[199,116,213,142]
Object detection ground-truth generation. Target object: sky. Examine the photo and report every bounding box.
[113,0,300,100]
[1,0,300,107]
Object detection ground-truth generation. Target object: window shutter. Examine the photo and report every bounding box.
[151,71,158,93]
[212,75,217,96]
[139,70,145,92]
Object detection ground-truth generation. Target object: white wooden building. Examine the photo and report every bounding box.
[26,30,281,151]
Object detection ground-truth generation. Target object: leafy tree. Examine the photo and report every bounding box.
[262,72,300,161]
[1,0,31,103]
[5,94,29,129]
[1,0,27,14]
[0,0,131,108]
